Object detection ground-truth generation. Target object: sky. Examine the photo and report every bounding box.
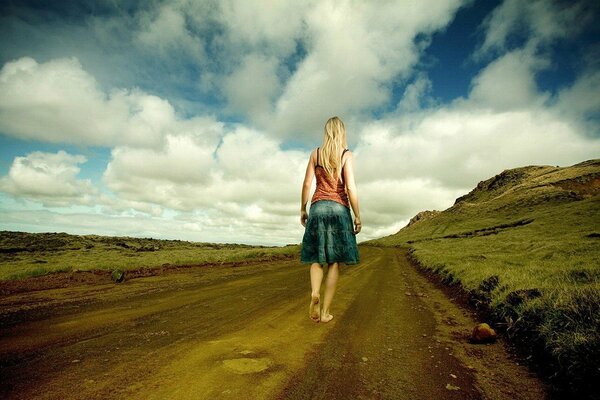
[0,0,599,246]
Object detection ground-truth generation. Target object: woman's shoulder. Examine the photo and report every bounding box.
[341,149,353,169]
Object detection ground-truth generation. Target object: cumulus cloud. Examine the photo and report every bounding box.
[215,127,305,183]
[103,125,306,208]
[396,75,436,113]
[0,56,183,148]
[355,107,599,189]
[477,0,592,56]
[349,20,600,238]
[126,0,468,141]
[98,125,309,243]
[0,150,97,207]
[222,54,281,122]
[0,1,470,146]
[357,177,463,238]
[1,0,599,245]
[0,206,299,246]
[266,0,466,142]
[472,0,599,129]
[553,69,600,128]
[135,2,206,63]
[467,46,550,111]
[218,0,310,56]
[105,123,220,187]
[350,106,599,238]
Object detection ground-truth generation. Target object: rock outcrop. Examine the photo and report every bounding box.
[404,210,441,229]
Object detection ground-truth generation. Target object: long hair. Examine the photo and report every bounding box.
[320,116,348,182]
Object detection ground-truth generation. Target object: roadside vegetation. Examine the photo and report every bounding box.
[366,159,600,396]
[0,231,300,281]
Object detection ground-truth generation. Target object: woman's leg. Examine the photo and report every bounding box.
[321,262,339,322]
[309,263,323,321]
[310,262,323,296]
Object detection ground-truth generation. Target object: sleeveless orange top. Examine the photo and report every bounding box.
[311,147,350,208]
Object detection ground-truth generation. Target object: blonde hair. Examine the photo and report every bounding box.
[320,116,348,182]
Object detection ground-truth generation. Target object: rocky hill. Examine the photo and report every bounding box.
[371,159,599,246]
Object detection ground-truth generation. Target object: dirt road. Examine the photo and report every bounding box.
[0,246,547,399]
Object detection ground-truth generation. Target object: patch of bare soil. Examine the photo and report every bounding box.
[551,173,600,196]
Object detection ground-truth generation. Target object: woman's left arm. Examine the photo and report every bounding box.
[300,150,315,226]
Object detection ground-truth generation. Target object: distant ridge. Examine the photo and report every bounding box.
[377,159,600,244]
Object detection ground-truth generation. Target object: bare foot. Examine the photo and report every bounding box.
[320,312,334,323]
[309,294,320,322]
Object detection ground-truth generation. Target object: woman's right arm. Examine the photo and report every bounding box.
[343,152,361,234]
[300,150,316,226]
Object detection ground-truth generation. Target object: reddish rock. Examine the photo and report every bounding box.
[470,323,497,343]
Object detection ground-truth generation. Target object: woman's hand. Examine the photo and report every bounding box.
[301,210,308,227]
[354,217,362,234]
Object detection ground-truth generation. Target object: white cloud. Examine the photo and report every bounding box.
[104,130,218,189]
[357,106,599,187]
[357,177,462,238]
[135,3,206,62]
[347,29,600,238]
[553,69,600,125]
[137,4,187,46]
[218,0,310,56]
[92,121,339,244]
[396,75,435,113]
[0,150,97,207]
[222,54,281,122]
[102,126,306,206]
[1,0,599,246]
[97,194,164,218]
[0,56,183,148]
[0,206,300,246]
[356,45,600,186]
[128,0,467,141]
[477,0,588,56]
[215,127,305,183]
[266,0,466,141]
[467,46,550,111]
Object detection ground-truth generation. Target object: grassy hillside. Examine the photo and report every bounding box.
[0,231,300,281]
[366,159,600,396]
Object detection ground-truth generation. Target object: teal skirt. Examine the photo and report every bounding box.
[301,200,360,265]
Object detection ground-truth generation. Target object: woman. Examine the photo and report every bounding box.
[300,116,361,323]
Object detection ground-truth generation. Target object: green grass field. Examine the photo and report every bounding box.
[0,231,301,281]
[366,159,600,395]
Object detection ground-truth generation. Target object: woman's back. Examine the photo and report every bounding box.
[311,147,350,208]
